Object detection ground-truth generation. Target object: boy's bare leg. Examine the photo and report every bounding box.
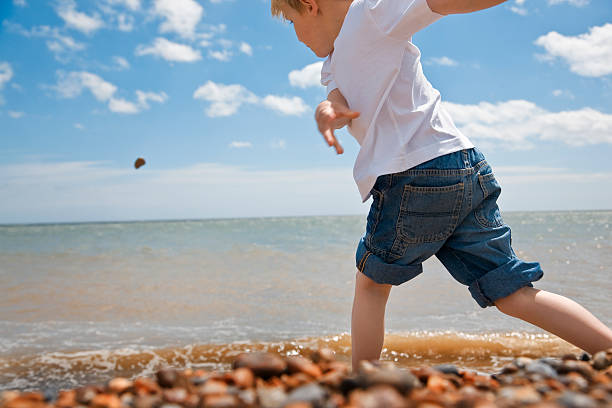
[351,270,392,371]
[495,286,612,354]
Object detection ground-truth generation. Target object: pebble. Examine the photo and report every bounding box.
[348,385,406,408]
[285,383,327,407]
[592,350,612,371]
[2,347,612,408]
[134,158,146,169]
[556,391,598,408]
[106,378,132,395]
[234,352,287,380]
[498,386,542,405]
[526,361,559,379]
[232,367,255,389]
[432,364,460,377]
[286,356,322,379]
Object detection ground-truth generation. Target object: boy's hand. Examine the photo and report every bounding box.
[315,100,360,155]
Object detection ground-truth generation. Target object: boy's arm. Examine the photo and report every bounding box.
[315,89,360,155]
[426,0,507,15]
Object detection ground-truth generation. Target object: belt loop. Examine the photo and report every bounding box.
[462,150,470,168]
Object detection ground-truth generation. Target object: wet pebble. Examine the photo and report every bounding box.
[285,383,327,407]
[234,353,287,380]
[556,391,598,408]
[286,356,322,379]
[356,363,419,394]
[592,350,612,371]
[432,364,460,377]
[526,361,559,379]
[498,386,542,405]
[107,378,133,395]
[348,385,406,408]
[256,386,287,408]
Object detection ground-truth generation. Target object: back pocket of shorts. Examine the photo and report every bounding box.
[474,172,504,228]
[397,182,464,244]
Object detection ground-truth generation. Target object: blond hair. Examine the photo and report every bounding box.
[271,0,305,19]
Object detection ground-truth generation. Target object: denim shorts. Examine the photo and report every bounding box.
[356,147,543,308]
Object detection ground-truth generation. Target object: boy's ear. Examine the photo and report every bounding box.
[298,0,320,15]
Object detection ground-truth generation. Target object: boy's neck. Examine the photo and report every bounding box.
[331,0,353,39]
[320,0,353,52]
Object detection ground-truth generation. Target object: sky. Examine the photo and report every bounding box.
[0,0,611,224]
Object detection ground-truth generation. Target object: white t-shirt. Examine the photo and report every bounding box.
[321,0,474,202]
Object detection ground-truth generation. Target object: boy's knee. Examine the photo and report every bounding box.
[494,286,537,316]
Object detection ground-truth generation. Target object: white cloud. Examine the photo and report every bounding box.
[261,95,310,116]
[153,0,203,39]
[3,22,86,61]
[13,0,27,6]
[74,123,85,130]
[229,141,252,149]
[0,62,13,90]
[8,111,25,118]
[552,89,574,99]
[193,81,258,117]
[547,0,589,6]
[136,90,168,109]
[0,61,14,103]
[428,56,458,67]
[289,62,324,89]
[108,97,140,114]
[509,0,527,15]
[56,0,104,35]
[117,14,135,31]
[442,99,612,149]
[108,92,167,114]
[106,0,140,11]
[54,71,117,101]
[239,42,253,56]
[136,37,202,62]
[193,81,310,117]
[208,49,232,62]
[113,56,130,70]
[510,6,528,15]
[52,71,166,114]
[535,23,612,77]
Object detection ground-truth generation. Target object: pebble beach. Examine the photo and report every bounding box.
[2,348,612,408]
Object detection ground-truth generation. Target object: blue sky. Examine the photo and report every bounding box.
[0,0,611,224]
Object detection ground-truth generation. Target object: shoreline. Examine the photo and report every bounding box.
[2,348,611,408]
[0,331,582,395]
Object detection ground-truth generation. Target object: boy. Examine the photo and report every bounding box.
[271,0,612,370]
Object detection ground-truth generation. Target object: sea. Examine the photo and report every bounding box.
[1,211,611,394]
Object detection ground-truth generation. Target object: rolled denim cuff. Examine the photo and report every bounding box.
[468,258,544,308]
[356,238,423,285]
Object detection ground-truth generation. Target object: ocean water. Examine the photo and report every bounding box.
[0,211,610,393]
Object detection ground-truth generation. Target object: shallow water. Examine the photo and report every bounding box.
[0,211,610,392]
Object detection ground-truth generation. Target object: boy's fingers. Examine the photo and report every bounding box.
[322,128,335,146]
[333,139,344,155]
[337,110,360,119]
[322,128,343,154]
[326,130,343,154]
